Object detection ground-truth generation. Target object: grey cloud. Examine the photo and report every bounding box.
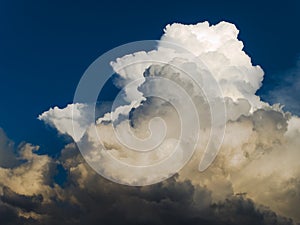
[34,144,294,225]
[0,135,297,225]
[0,128,20,168]
[1,186,43,212]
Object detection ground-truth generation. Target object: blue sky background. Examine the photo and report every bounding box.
[0,0,299,156]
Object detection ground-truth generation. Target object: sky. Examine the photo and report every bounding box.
[0,0,300,224]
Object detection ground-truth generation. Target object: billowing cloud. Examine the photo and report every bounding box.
[39,21,268,185]
[1,21,300,224]
[38,103,94,142]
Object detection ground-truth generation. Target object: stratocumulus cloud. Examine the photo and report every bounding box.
[0,21,299,224]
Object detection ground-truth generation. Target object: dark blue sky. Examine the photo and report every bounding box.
[0,0,299,155]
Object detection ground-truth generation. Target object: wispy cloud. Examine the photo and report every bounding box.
[264,57,300,115]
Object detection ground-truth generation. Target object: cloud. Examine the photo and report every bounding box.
[0,143,55,198]
[0,128,19,168]
[39,21,267,185]
[2,21,299,224]
[0,133,57,224]
[1,186,43,213]
[38,103,94,142]
[26,143,297,225]
[0,129,297,225]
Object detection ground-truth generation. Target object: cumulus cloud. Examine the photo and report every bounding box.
[38,103,94,142]
[39,21,267,185]
[0,134,58,224]
[1,21,300,224]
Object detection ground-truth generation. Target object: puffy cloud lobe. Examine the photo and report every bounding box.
[112,21,264,108]
[0,143,55,198]
[178,107,300,221]
[38,103,95,142]
[0,134,58,224]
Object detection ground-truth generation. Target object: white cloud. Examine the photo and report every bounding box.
[37,21,300,223]
[38,103,94,142]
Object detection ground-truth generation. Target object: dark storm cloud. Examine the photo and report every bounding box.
[0,201,37,225]
[1,186,43,212]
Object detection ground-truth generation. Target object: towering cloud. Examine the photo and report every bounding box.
[1,21,299,224]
